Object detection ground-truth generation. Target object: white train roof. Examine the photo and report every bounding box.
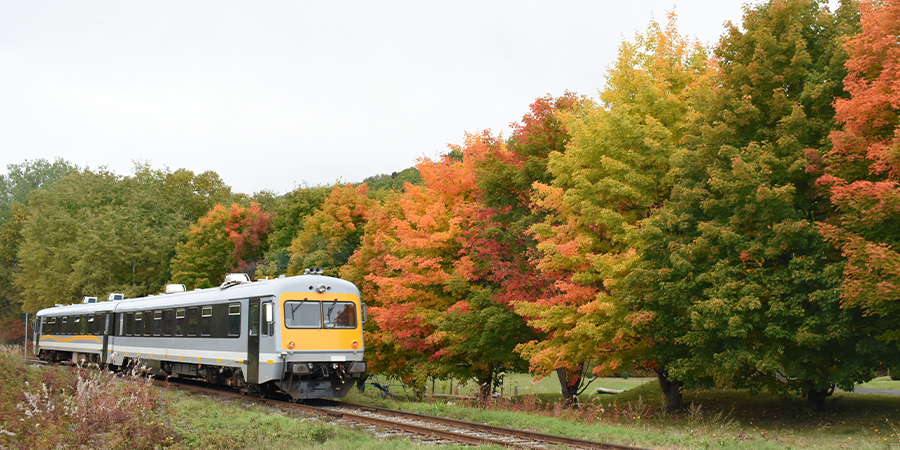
[36,274,360,317]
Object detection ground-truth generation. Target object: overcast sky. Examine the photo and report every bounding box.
[1,1,754,195]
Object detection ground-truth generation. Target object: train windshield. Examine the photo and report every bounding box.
[284,301,321,328]
[283,300,357,329]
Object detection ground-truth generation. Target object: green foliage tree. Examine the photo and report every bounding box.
[513,15,710,407]
[16,165,224,311]
[0,158,77,318]
[625,0,878,409]
[256,185,332,277]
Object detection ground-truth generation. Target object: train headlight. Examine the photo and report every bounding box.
[351,340,359,349]
[288,341,295,349]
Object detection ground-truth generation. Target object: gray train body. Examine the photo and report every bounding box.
[33,274,367,399]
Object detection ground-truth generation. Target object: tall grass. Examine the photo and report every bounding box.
[0,345,177,449]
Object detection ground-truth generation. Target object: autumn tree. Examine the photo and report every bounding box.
[625,0,879,409]
[170,203,273,289]
[344,133,534,400]
[513,15,710,407]
[286,184,373,277]
[818,0,900,347]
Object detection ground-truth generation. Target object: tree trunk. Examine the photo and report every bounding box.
[655,368,683,410]
[477,375,493,406]
[805,382,834,410]
[556,367,579,407]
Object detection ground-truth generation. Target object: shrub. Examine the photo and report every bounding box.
[0,346,178,449]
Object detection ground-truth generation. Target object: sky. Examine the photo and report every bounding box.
[0,1,753,195]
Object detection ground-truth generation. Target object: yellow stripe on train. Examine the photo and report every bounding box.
[41,335,102,343]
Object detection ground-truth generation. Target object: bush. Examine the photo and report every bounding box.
[0,345,178,449]
[0,319,25,345]
[891,368,900,381]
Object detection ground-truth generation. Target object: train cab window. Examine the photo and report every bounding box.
[228,304,241,337]
[324,301,357,329]
[187,308,198,336]
[284,301,322,329]
[200,307,212,336]
[153,311,162,336]
[175,309,185,336]
[144,311,153,336]
[162,310,174,336]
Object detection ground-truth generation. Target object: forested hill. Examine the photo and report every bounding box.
[2,0,899,410]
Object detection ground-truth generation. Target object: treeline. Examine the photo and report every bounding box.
[3,0,899,410]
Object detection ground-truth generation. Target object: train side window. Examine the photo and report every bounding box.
[175,309,185,336]
[200,306,212,336]
[162,310,174,336]
[94,315,104,335]
[187,307,198,336]
[228,304,241,337]
[48,317,56,334]
[73,316,81,335]
[144,311,153,336]
[129,313,137,336]
[153,311,162,336]
[88,315,95,335]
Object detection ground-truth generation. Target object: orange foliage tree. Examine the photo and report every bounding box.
[819,0,900,330]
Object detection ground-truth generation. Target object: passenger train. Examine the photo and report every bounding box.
[32,271,367,399]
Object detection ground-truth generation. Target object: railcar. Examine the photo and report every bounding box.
[32,271,367,399]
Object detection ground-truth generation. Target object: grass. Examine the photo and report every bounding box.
[349,375,900,449]
[8,346,900,449]
[858,376,900,391]
[162,389,486,450]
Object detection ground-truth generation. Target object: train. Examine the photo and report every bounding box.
[32,270,367,399]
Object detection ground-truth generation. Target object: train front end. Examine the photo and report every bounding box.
[267,271,367,399]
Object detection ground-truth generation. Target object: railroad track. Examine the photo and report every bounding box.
[157,377,650,449]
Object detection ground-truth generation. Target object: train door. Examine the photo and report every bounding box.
[248,298,260,383]
[101,313,111,365]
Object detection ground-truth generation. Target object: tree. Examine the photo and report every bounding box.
[256,185,332,277]
[170,203,273,289]
[626,0,877,409]
[819,0,900,342]
[16,166,211,311]
[286,184,373,277]
[0,158,77,318]
[513,14,709,408]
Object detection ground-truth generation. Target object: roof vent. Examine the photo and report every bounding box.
[221,273,251,290]
[82,296,97,304]
[304,267,324,275]
[165,284,186,294]
[108,293,124,301]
